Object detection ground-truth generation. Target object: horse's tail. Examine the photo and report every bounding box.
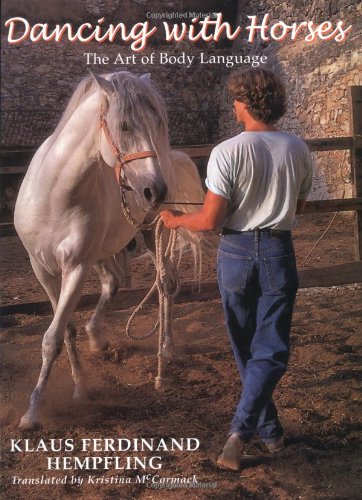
[167,150,216,290]
[173,227,215,292]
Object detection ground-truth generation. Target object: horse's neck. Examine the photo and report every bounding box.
[49,93,102,178]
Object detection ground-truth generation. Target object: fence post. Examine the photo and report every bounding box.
[348,86,362,261]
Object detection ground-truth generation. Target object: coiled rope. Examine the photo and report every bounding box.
[120,181,180,390]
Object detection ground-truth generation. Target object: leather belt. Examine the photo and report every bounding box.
[222,228,291,236]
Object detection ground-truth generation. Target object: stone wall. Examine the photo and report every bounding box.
[1,39,225,147]
[2,0,235,23]
[1,0,238,147]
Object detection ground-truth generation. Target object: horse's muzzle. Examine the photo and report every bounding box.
[143,183,168,208]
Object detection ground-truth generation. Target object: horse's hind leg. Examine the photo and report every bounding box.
[142,228,176,358]
[64,321,85,400]
[20,262,89,429]
[85,252,128,352]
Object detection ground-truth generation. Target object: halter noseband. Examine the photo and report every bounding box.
[99,105,158,191]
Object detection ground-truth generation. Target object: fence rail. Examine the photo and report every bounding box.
[1,261,362,317]
[1,86,361,292]
[1,135,361,175]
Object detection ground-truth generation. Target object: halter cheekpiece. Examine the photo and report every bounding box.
[99,104,158,191]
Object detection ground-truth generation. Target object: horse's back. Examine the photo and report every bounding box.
[14,137,53,235]
[169,150,205,212]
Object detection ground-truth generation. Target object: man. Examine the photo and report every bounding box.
[160,68,313,471]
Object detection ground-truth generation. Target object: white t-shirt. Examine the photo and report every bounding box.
[205,131,313,231]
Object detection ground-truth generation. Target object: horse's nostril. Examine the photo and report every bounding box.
[160,184,167,203]
[144,187,153,201]
[143,184,167,205]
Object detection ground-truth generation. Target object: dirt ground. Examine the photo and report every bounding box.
[0,213,361,499]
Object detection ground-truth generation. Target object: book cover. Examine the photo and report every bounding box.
[1,1,361,498]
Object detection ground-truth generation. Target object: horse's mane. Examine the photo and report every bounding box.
[51,76,99,141]
[49,71,174,191]
[106,72,170,152]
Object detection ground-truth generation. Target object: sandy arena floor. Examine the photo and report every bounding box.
[0,213,361,499]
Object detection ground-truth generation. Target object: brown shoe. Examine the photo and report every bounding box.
[265,436,285,453]
[217,433,245,471]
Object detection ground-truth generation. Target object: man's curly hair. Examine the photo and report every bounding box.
[228,68,287,124]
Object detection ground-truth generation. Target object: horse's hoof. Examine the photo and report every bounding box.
[85,324,109,353]
[73,385,87,401]
[88,339,109,353]
[154,376,173,391]
[19,414,42,431]
[162,344,175,360]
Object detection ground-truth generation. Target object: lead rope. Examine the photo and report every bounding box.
[119,176,156,231]
[120,181,180,390]
[100,102,179,389]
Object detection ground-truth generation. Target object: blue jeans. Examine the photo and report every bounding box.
[217,229,298,442]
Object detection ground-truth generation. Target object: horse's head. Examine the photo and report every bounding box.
[91,71,172,211]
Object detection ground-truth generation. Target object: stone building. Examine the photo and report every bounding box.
[1,0,361,211]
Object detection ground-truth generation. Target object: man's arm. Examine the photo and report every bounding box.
[297,148,313,214]
[160,190,228,231]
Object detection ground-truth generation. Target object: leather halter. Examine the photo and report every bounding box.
[99,105,158,190]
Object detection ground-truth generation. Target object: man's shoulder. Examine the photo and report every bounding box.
[212,131,310,157]
[279,131,308,146]
[212,133,244,156]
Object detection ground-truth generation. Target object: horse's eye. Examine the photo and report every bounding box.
[121,124,131,132]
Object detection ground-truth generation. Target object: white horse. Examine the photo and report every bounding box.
[14,71,205,430]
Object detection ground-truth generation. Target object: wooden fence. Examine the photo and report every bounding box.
[1,86,361,292]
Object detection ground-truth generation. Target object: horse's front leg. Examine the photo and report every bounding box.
[20,264,89,430]
[28,256,85,403]
[85,253,128,352]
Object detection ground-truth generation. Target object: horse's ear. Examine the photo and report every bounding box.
[88,69,114,96]
[140,73,152,81]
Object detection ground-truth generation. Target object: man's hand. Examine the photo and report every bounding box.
[160,190,228,232]
[159,210,183,229]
